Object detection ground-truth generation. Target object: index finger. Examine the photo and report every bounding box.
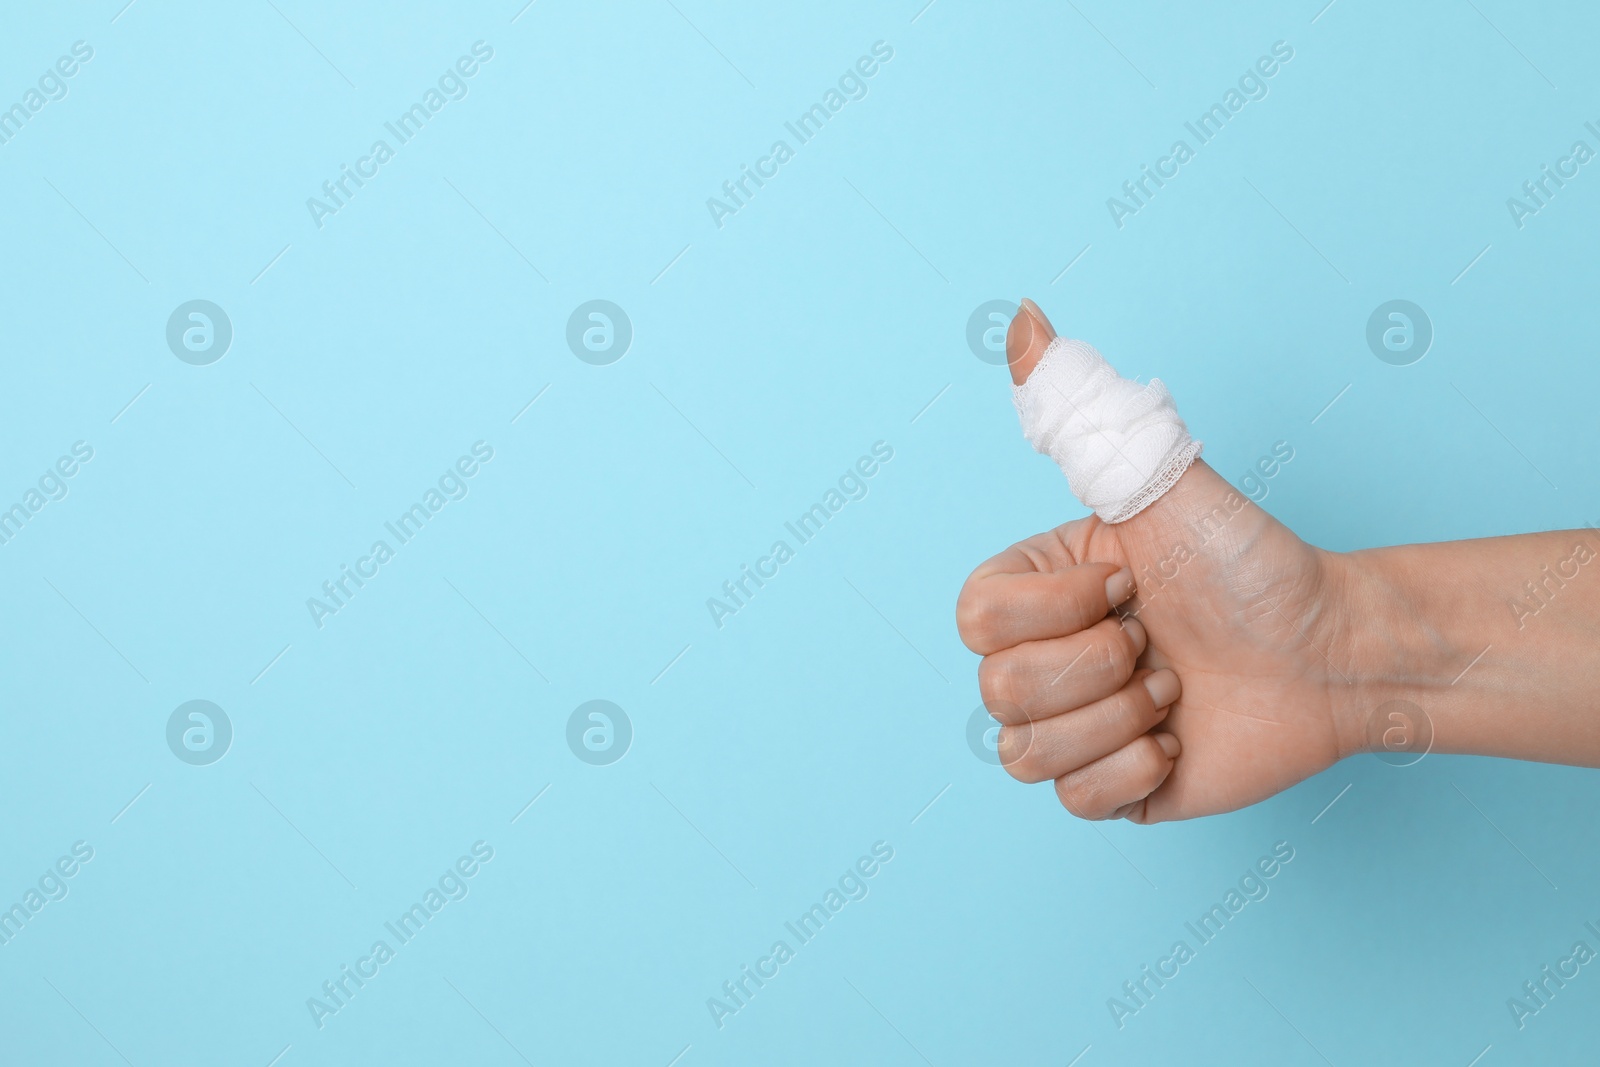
[957,557,1135,655]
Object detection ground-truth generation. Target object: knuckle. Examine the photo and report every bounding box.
[1103,628,1137,679]
[1053,777,1085,817]
[998,725,1042,783]
[1075,627,1139,684]
[998,729,1036,780]
[956,587,999,652]
[980,649,1038,724]
[1133,736,1171,787]
[1083,637,1129,688]
[1056,580,1097,628]
[1054,775,1107,820]
[1056,575,1107,633]
[1118,618,1145,662]
[1120,678,1160,727]
[976,653,1014,710]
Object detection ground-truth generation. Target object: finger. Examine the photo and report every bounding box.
[1006,297,1056,385]
[958,563,1136,655]
[998,669,1181,784]
[1052,732,1182,821]
[980,616,1147,723]
[962,519,1119,581]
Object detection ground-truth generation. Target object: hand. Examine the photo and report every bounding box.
[956,301,1369,823]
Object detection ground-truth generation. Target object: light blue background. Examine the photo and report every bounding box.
[2,0,1598,1063]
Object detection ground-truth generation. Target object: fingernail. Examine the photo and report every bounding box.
[1005,297,1057,386]
[1142,668,1180,709]
[1153,732,1181,759]
[1122,615,1147,655]
[1105,567,1136,608]
[1020,297,1054,336]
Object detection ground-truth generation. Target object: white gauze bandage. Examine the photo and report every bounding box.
[1012,337,1202,524]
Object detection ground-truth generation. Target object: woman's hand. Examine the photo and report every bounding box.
[957,301,1371,823]
[961,299,1600,824]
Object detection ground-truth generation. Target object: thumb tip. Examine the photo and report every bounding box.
[1006,298,1056,386]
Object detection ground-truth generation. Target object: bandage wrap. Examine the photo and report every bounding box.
[1012,337,1201,524]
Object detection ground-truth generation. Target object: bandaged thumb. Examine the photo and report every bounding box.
[1006,299,1201,524]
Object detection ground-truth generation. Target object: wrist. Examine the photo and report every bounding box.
[1323,545,1455,762]
[1327,531,1600,766]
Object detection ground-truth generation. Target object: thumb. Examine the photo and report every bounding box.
[1004,297,1057,386]
[1004,298,1212,526]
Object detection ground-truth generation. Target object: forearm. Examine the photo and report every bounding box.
[1336,529,1600,765]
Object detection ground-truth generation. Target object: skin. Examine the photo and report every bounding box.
[956,299,1600,823]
